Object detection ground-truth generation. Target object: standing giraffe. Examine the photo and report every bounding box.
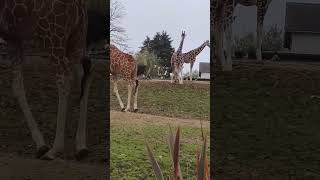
[0,0,92,160]
[171,31,186,84]
[212,0,273,71]
[182,40,210,81]
[110,44,139,112]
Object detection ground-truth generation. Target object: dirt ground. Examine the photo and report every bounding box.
[111,110,210,128]
[0,152,106,180]
[0,57,108,179]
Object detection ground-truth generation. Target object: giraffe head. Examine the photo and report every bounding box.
[204,40,210,48]
[181,30,186,39]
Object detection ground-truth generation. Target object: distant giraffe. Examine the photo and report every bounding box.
[171,31,186,84]
[182,40,210,81]
[110,44,139,112]
[0,0,93,160]
[212,0,272,71]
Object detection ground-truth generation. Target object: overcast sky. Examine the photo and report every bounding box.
[118,0,210,73]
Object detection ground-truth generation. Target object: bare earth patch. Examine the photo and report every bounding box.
[111,110,209,128]
[0,153,106,180]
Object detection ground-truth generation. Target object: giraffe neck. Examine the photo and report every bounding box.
[176,36,185,54]
[191,42,207,56]
[182,42,208,64]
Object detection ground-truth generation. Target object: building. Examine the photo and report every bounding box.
[284,2,320,55]
[199,62,210,80]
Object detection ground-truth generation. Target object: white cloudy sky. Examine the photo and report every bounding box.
[117,0,210,73]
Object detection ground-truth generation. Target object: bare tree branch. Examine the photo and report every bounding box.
[110,0,129,51]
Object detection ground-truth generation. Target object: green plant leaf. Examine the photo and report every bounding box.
[173,127,181,179]
[198,136,207,180]
[146,142,165,180]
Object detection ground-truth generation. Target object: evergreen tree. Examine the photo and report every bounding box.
[140,31,175,68]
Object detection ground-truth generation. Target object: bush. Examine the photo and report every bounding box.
[135,50,161,78]
[247,44,257,59]
[233,33,256,59]
[262,24,283,52]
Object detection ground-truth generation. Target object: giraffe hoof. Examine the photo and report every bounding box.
[133,108,138,112]
[35,145,50,159]
[40,149,62,160]
[121,108,125,112]
[75,149,89,161]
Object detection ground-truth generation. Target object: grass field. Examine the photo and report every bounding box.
[110,81,210,179]
[213,61,320,179]
[110,80,210,120]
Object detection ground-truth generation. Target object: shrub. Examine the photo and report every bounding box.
[135,50,161,78]
[262,24,283,52]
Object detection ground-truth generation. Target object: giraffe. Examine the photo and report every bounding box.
[182,40,210,81]
[0,0,92,160]
[212,0,273,71]
[110,44,139,112]
[171,31,186,84]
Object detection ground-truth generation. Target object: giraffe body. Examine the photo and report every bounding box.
[0,0,92,160]
[212,0,272,71]
[110,44,139,112]
[171,31,186,84]
[181,40,210,81]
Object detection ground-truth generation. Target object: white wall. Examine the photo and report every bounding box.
[291,33,320,54]
[200,73,210,79]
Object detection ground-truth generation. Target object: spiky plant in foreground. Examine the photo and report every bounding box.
[146,123,209,180]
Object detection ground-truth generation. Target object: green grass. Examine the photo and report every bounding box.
[110,81,210,120]
[110,80,210,179]
[213,63,320,179]
[111,124,210,179]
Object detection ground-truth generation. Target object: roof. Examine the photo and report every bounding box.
[199,62,210,73]
[285,2,320,33]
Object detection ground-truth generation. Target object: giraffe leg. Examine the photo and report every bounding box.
[42,62,71,160]
[256,22,263,62]
[133,80,139,112]
[256,5,267,62]
[12,65,48,158]
[125,82,133,112]
[112,78,125,111]
[179,66,183,84]
[190,63,194,81]
[75,62,93,160]
[225,22,233,70]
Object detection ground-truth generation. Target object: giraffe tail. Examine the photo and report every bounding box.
[133,79,139,95]
[80,57,92,100]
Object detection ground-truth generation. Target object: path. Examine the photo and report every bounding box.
[111,110,210,128]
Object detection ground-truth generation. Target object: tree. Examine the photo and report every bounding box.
[183,70,199,79]
[262,24,283,52]
[110,0,128,49]
[135,50,160,78]
[140,31,175,68]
